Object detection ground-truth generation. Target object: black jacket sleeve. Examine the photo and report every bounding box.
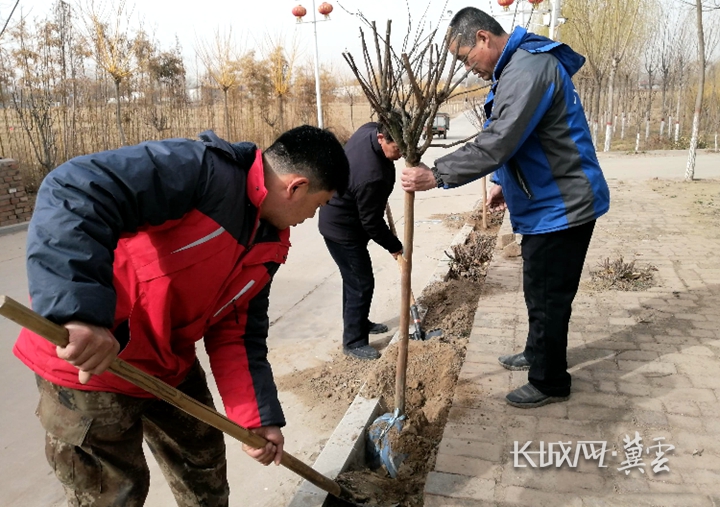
[354,180,403,254]
[27,138,209,327]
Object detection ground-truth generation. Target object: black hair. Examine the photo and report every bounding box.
[265,125,349,195]
[449,7,506,47]
[377,122,394,143]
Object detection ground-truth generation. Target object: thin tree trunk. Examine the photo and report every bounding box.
[223,88,230,138]
[604,59,618,152]
[114,80,127,146]
[278,94,285,132]
[685,0,706,181]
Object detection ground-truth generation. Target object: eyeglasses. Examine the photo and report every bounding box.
[456,44,477,66]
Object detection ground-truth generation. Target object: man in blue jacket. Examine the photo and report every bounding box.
[402,7,610,408]
[319,122,403,360]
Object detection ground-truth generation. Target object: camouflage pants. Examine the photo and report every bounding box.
[35,361,229,507]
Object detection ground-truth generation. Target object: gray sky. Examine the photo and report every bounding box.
[18,0,541,71]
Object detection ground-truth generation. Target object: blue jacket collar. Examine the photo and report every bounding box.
[493,26,586,81]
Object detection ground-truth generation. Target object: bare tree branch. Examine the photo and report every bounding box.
[0,0,20,40]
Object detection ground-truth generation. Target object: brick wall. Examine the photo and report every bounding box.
[0,159,34,227]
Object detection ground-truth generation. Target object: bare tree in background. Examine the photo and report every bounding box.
[196,27,241,138]
[600,0,649,152]
[0,0,19,40]
[563,0,615,146]
[686,0,707,180]
[9,15,58,174]
[83,0,139,146]
[338,76,362,131]
[642,6,661,140]
[262,34,297,133]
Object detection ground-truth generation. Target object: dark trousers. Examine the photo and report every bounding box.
[522,220,595,397]
[35,361,228,507]
[324,237,375,349]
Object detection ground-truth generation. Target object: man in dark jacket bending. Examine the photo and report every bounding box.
[402,8,610,408]
[14,126,349,506]
[319,122,403,360]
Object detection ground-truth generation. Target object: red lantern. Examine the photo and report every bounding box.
[528,0,543,8]
[292,4,307,22]
[318,2,333,18]
[497,0,514,11]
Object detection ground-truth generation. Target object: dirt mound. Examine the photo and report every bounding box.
[326,226,499,507]
[275,352,370,409]
[276,209,501,506]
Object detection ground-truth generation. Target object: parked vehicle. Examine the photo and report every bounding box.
[427,113,450,139]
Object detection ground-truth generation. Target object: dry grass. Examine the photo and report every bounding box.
[587,256,657,291]
[445,230,497,283]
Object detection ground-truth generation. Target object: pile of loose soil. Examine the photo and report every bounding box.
[324,224,499,507]
[275,352,370,411]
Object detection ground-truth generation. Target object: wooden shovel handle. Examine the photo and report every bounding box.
[0,295,345,500]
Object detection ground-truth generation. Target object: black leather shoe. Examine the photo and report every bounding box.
[368,322,389,334]
[498,352,530,371]
[343,345,380,360]
[505,383,569,408]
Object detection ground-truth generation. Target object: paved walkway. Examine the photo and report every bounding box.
[426,178,720,506]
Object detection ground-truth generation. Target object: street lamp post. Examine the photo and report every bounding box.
[293,2,332,129]
[310,1,324,128]
[548,0,560,40]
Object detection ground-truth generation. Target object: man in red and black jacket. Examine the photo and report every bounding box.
[13,126,349,506]
[318,122,402,360]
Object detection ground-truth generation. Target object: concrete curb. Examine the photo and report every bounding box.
[286,212,480,507]
[0,221,29,237]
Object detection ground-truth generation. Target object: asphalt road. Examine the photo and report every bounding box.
[1,113,719,506]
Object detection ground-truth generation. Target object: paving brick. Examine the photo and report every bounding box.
[423,496,487,507]
[617,360,677,375]
[618,382,651,397]
[654,334,700,345]
[645,374,694,389]
[674,313,707,321]
[650,387,717,403]
[616,350,660,361]
[499,485,583,506]
[501,466,607,493]
[692,321,720,330]
[632,410,669,428]
[663,400,701,417]
[639,342,679,354]
[503,415,540,443]
[434,453,503,480]
[688,375,720,390]
[567,405,629,422]
[569,391,629,409]
[679,345,715,356]
[582,492,715,507]
[643,479,701,494]
[424,471,496,501]
[442,422,503,444]
[439,437,504,462]
[535,417,602,439]
[679,467,720,487]
[447,405,507,426]
[611,477,650,494]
